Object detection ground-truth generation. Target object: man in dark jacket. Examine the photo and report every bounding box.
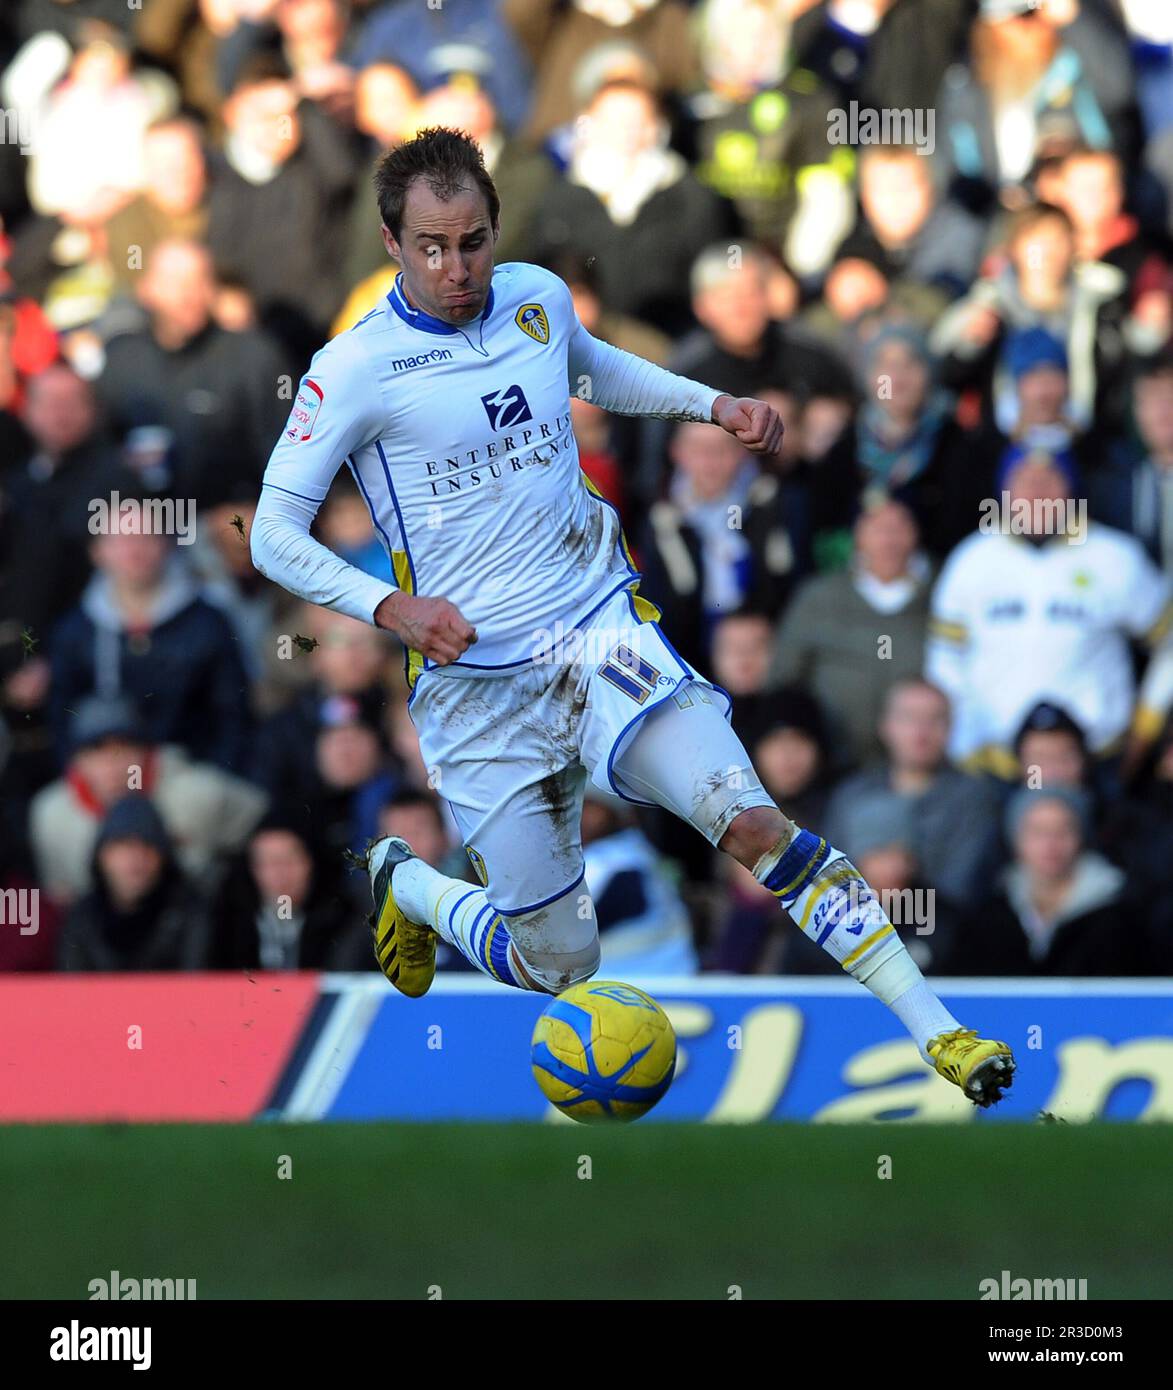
[637,421,809,672]
[531,80,741,340]
[49,529,253,775]
[1088,351,1173,570]
[57,795,208,971]
[96,239,290,505]
[0,365,129,681]
[207,54,360,363]
[946,787,1169,975]
[206,810,373,970]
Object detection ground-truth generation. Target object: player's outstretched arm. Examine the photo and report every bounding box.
[710,393,784,456]
[374,591,477,665]
[564,306,782,456]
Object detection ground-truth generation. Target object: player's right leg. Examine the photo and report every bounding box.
[367,841,600,997]
[377,655,608,997]
[367,834,536,992]
[366,761,602,997]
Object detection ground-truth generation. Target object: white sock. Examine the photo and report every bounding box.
[391,858,531,989]
[861,954,963,1061]
[391,857,460,935]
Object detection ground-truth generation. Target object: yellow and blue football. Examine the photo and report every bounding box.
[531,980,677,1123]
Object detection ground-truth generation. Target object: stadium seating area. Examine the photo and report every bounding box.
[2,0,1173,978]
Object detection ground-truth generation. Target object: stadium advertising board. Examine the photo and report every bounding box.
[294,978,1173,1125]
[2,975,1169,1123]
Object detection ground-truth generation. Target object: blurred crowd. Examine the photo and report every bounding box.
[2,0,1173,978]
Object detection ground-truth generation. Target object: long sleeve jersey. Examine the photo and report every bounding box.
[251,261,721,685]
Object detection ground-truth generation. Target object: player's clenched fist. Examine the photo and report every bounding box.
[711,394,784,457]
[374,591,477,664]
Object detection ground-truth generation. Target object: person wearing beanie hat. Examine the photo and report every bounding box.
[67,694,147,755]
[946,785,1162,975]
[1004,326,1069,380]
[1013,700,1092,794]
[93,793,173,857]
[837,790,918,863]
[994,440,1080,504]
[56,795,209,971]
[1003,326,1079,450]
[1002,784,1094,845]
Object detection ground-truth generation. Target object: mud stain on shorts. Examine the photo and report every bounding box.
[527,763,586,877]
[514,660,587,772]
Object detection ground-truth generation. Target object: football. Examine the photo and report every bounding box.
[530,980,677,1123]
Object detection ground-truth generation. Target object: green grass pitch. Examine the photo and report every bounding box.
[4,1122,1171,1300]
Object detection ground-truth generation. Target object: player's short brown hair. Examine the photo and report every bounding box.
[373,126,500,241]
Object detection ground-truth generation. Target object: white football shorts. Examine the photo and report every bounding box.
[408,585,774,915]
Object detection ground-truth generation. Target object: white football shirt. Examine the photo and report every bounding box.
[926,524,1173,759]
[251,261,722,682]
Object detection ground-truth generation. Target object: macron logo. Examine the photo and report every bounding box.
[391,349,453,373]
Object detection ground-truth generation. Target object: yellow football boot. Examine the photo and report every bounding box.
[367,836,436,998]
[927,1028,1016,1108]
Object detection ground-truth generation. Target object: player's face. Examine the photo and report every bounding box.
[384,179,497,327]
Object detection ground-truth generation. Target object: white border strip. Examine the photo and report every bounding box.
[281,988,384,1120]
[320,973,1173,999]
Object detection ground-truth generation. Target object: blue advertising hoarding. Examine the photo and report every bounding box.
[274,977,1173,1123]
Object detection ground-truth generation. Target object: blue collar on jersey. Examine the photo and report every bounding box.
[386,276,495,339]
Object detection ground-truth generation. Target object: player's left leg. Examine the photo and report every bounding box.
[612,687,1016,1107]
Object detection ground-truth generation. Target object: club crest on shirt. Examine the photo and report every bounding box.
[515,303,549,345]
[466,846,488,886]
[284,378,323,443]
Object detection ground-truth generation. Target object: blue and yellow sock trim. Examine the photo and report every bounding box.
[762,829,831,907]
